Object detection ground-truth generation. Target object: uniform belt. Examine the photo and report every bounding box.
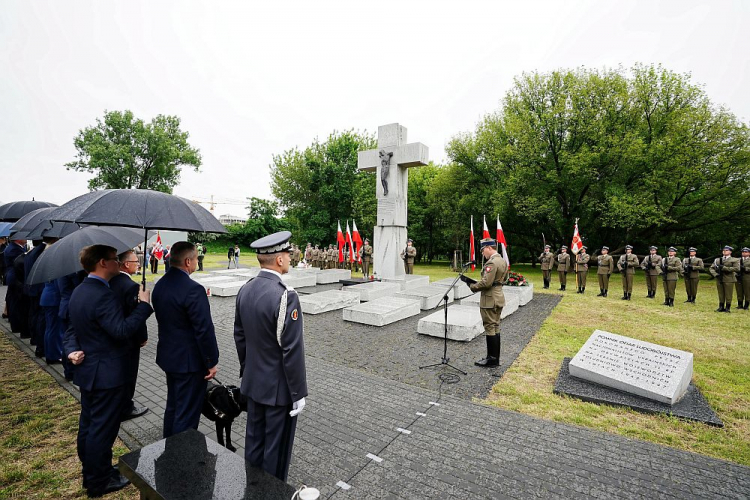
[491,282,503,287]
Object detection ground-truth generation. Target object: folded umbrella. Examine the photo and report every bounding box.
[0,200,57,222]
[9,207,58,239]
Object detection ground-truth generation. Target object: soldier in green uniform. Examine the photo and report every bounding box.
[735,247,750,310]
[617,245,639,300]
[641,246,663,299]
[401,239,416,274]
[312,245,321,268]
[597,246,615,297]
[539,245,555,289]
[575,246,590,294]
[362,239,373,277]
[304,243,312,266]
[709,245,741,312]
[328,244,336,270]
[682,247,704,304]
[556,246,571,291]
[461,238,508,367]
[660,246,682,307]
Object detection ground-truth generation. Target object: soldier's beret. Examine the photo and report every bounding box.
[625,245,633,250]
[544,244,550,249]
[688,247,697,252]
[560,245,568,250]
[602,246,609,251]
[649,246,657,250]
[668,246,677,252]
[742,247,750,253]
[251,231,292,254]
[724,245,734,251]
[480,238,497,249]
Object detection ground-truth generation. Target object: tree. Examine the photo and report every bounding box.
[66,110,202,193]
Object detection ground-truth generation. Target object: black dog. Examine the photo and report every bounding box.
[201,383,247,452]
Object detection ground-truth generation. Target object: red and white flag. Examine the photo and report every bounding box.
[571,220,583,254]
[337,221,346,262]
[346,221,354,262]
[482,216,491,240]
[496,215,510,268]
[352,220,363,263]
[152,232,164,261]
[469,216,476,271]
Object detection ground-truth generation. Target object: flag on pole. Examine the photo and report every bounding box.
[345,221,354,262]
[571,219,583,254]
[496,215,510,268]
[337,221,345,262]
[352,220,363,263]
[469,216,476,271]
[482,216,491,240]
[152,232,164,261]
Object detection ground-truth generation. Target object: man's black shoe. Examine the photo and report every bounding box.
[86,474,130,497]
[121,405,149,422]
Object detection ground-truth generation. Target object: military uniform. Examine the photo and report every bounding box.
[401,240,416,274]
[596,247,615,297]
[682,248,704,303]
[327,245,336,270]
[304,245,312,266]
[539,246,554,289]
[362,241,373,277]
[709,246,741,312]
[640,247,663,298]
[575,248,590,294]
[312,246,320,268]
[556,247,571,291]
[660,247,682,307]
[617,245,639,300]
[737,248,750,310]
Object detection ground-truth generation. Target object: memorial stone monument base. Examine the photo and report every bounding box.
[343,296,421,326]
[417,305,484,342]
[299,290,360,315]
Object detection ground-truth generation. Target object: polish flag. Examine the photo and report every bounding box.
[352,220,363,263]
[152,233,164,261]
[346,221,354,262]
[469,216,476,271]
[571,220,583,254]
[496,215,510,268]
[482,216,491,240]
[337,221,345,262]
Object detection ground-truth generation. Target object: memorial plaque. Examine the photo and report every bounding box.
[569,330,693,405]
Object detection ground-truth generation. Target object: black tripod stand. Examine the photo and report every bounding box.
[419,263,471,375]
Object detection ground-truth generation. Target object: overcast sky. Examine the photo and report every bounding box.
[2,0,748,217]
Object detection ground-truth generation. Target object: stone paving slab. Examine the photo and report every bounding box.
[300,290,360,315]
[417,305,483,342]
[393,285,454,310]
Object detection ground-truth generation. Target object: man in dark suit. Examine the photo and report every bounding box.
[3,238,27,334]
[57,270,85,381]
[25,238,53,357]
[234,231,307,482]
[63,245,153,497]
[152,241,219,438]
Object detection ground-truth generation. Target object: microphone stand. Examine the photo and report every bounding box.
[419,263,470,375]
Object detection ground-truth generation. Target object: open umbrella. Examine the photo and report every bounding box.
[0,222,13,238]
[25,220,83,241]
[26,226,154,285]
[0,200,58,222]
[50,189,226,288]
[9,207,58,239]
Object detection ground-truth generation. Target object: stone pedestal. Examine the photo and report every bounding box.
[373,226,407,281]
[431,277,473,300]
[502,284,534,306]
[299,290,360,315]
[382,274,430,291]
[281,273,317,289]
[343,296,421,326]
[417,305,483,342]
[345,281,401,301]
[393,285,453,310]
[460,293,520,319]
[316,269,352,284]
[208,279,250,297]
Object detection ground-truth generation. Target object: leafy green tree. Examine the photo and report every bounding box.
[66,110,202,193]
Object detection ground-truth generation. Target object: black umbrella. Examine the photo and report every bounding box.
[25,220,83,240]
[0,200,58,222]
[26,226,154,285]
[9,207,58,239]
[50,189,226,288]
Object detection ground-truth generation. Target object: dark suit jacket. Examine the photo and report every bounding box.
[57,271,84,321]
[63,277,153,391]
[152,268,219,374]
[3,242,24,285]
[23,243,46,296]
[234,271,307,406]
[109,272,148,346]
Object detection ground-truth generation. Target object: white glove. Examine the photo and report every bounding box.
[289,397,306,417]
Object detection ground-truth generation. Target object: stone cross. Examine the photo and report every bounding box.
[358,123,429,279]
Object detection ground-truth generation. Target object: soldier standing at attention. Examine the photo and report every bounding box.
[461,238,507,367]
[641,246,663,299]
[737,247,750,310]
[709,245,741,312]
[575,246,590,294]
[362,239,373,277]
[304,243,312,266]
[539,245,554,289]
[617,245,639,300]
[401,239,417,274]
[661,247,682,307]
[682,247,704,304]
[597,246,615,297]
[326,244,334,270]
[556,246,571,291]
[312,245,320,268]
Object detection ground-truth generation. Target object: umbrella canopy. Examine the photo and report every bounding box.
[25,220,83,241]
[26,226,154,285]
[0,222,13,238]
[0,200,58,222]
[9,207,58,239]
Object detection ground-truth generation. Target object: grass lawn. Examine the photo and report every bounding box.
[0,334,138,499]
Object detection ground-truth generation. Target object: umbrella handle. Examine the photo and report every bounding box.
[142,227,148,291]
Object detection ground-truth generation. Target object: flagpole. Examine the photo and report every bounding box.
[574,218,580,291]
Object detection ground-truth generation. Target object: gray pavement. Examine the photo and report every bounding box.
[2,284,749,499]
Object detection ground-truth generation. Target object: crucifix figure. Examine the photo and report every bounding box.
[358,123,429,279]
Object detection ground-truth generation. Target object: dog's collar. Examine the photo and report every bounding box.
[207,385,229,421]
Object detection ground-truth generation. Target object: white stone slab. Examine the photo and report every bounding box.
[207,279,251,297]
[459,292,519,319]
[299,290,360,315]
[502,283,534,306]
[569,330,694,405]
[393,285,453,310]
[343,297,421,326]
[193,275,238,285]
[232,268,260,277]
[344,281,401,301]
[431,278,473,300]
[316,269,352,284]
[417,305,484,342]
[382,274,430,291]
[282,273,317,288]
[212,268,246,274]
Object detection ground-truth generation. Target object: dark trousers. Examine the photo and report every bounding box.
[245,398,297,482]
[61,318,75,380]
[197,256,204,271]
[78,386,127,491]
[121,349,141,417]
[43,306,63,362]
[28,296,45,352]
[151,259,159,274]
[163,371,206,438]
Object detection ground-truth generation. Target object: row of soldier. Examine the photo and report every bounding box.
[539,244,750,311]
[296,240,375,276]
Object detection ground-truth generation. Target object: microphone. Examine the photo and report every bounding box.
[462,260,476,268]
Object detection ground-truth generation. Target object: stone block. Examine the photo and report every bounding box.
[417,305,483,342]
[343,297,421,326]
[373,226,408,280]
[502,283,534,306]
[315,269,352,284]
[299,290,360,315]
[382,274,430,291]
[345,281,401,302]
[211,268,246,274]
[569,330,693,405]
[281,273,317,288]
[192,275,237,285]
[207,279,250,297]
[393,285,453,310]
[459,292,519,319]
[431,277,473,299]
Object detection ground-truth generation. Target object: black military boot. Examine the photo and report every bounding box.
[627,293,632,300]
[684,296,691,303]
[621,293,628,300]
[581,287,585,294]
[597,289,604,297]
[744,300,749,310]
[561,284,566,291]
[739,300,744,310]
[603,289,608,297]
[543,279,549,289]
[724,304,731,313]
[669,298,674,307]
[663,297,669,306]
[716,302,725,312]
[475,335,500,367]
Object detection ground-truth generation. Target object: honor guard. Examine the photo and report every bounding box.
[461,238,507,367]
[539,245,555,289]
[596,246,615,297]
[314,245,322,268]
[328,244,336,270]
[304,243,312,266]
[362,239,373,277]
[641,246,663,299]
[575,246,590,294]
[709,245,741,312]
[401,239,417,274]
[556,246,571,291]
[682,247,704,303]
[735,247,750,310]
[661,247,682,307]
[617,245,639,300]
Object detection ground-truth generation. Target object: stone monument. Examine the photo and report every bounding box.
[358,123,429,280]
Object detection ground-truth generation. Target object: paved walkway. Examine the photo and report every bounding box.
[2,286,749,499]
